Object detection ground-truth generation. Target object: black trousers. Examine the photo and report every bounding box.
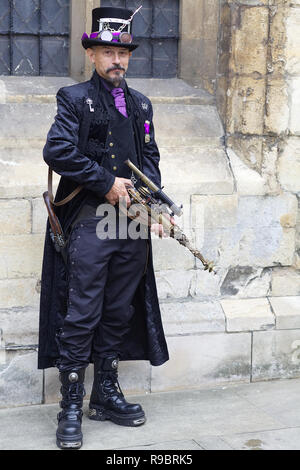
[57,214,148,372]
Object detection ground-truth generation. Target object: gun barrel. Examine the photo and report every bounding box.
[125,159,159,192]
[125,159,183,217]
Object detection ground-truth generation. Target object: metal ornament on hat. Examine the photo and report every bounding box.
[82,5,142,45]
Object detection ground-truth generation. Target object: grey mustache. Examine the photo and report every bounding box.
[106,66,125,73]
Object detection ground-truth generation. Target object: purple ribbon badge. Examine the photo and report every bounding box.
[144,120,150,144]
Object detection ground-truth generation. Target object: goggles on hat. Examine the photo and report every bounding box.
[82,30,133,44]
[98,30,133,44]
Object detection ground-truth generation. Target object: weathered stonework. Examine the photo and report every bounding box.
[278,137,300,193]
[1,0,300,406]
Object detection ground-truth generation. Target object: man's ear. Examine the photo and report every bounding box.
[86,47,95,63]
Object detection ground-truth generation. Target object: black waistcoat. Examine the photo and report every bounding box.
[84,79,139,205]
[103,93,139,180]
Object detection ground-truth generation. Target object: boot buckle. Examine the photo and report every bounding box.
[88,407,106,421]
[111,359,119,369]
[68,372,79,383]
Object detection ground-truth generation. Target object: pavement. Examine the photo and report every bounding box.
[1,377,300,451]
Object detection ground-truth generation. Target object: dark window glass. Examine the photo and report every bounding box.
[0,0,70,76]
[101,0,179,78]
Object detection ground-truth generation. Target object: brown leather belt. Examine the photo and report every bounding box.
[47,167,83,206]
[43,168,83,252]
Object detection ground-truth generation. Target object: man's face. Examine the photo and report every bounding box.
[86,46,132,86]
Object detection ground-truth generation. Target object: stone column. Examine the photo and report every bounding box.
[69,0,99,82]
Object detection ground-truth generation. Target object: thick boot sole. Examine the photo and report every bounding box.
[88,404,146,427]
[56,432,83,450]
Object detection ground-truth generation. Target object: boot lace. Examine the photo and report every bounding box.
[100,371,124,398]
[60,383,86,418]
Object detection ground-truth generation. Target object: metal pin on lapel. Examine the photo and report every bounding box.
[86,98,94,112]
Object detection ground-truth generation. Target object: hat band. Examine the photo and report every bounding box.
[82,31,133,44]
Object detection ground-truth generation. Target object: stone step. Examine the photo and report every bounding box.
[154,104,224,148]
[0,76,76,104]
[0,102,223,149]
[0,103,58,142]
[127,78,215,105]
[0,75,226,198]
[0,76,214,106]
[160,146,234,196]
[0,146,233,199]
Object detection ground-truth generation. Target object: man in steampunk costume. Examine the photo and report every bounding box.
[38,6,169,450]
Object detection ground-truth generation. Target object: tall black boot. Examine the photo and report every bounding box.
[88,356,146,427]
[56,368,86,450]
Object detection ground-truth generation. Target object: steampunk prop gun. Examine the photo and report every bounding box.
[125,160,216,274]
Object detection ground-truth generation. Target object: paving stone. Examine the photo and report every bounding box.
[220,427,300,450]
[1,378,295,450]
[232,376,300,428]
[195,436,234,450]
[118,440,203,450]
[0,352,42,408]
[0,405,56,450]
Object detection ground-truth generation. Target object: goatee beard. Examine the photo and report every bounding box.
[106,68,125,87]
[110,76,124,87]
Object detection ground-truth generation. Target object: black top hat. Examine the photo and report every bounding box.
[82,7,140,51]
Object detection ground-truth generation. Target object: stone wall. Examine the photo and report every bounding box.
[217,0,300,287]
[217,0,300,185]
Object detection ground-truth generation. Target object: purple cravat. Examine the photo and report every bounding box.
[110,87,128,118]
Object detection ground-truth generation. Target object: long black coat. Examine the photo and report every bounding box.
[38,71,169,369]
